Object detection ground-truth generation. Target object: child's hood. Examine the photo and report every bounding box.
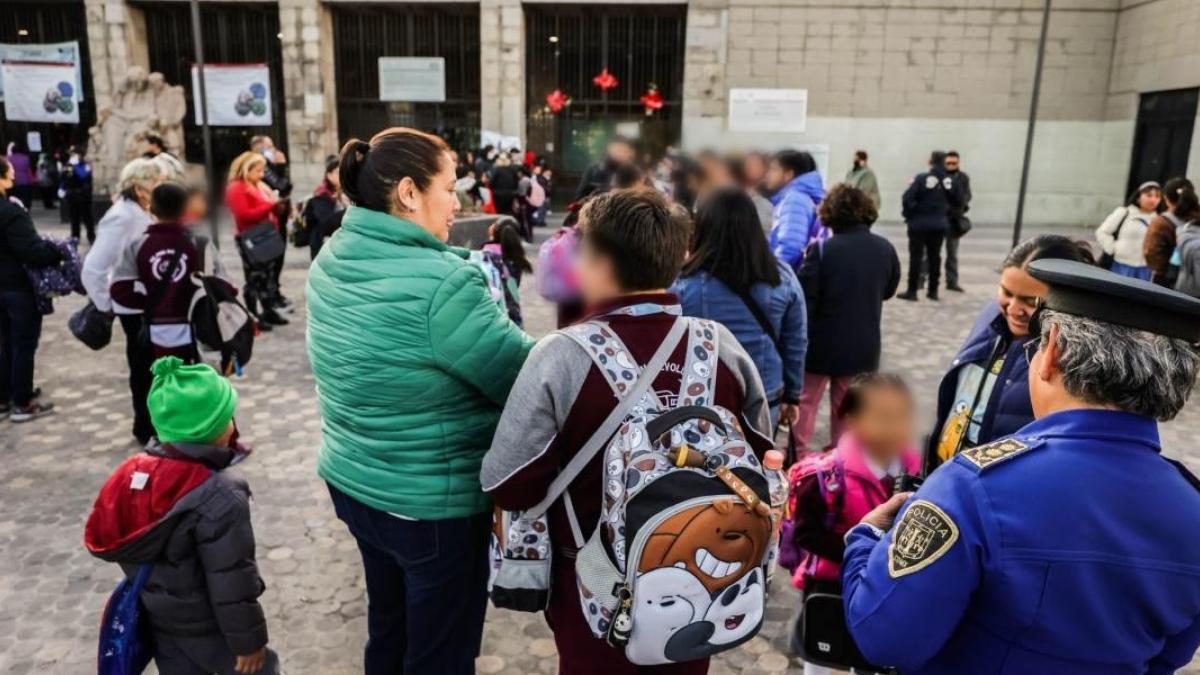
[83,444,232,563]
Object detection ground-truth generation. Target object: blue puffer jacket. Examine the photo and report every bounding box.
[926,301,1034,470]
[672,261,807,405]
[768,171,826,269]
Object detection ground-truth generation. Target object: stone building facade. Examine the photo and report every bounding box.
[58,0,1200,224]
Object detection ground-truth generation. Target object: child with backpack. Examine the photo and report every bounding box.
[481,188,775,675]
[782,373,921,675]
[110,183,237,361]
[85,356,278,675]
[481,219,532,326]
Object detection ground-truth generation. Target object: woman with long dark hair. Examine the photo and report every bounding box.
[926,234,1095,471]
[306,127,533,674]
[1144,176,1199,287]
[673,186,807,427]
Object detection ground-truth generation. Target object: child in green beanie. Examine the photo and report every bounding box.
[85,356,279,675]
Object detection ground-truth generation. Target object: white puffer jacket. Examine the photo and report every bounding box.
[1095,205,1156,268]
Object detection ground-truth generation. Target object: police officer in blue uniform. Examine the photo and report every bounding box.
[898,151,964,302]
[842,259,1200,674]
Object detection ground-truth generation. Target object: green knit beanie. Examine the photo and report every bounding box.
[147,356,239,444]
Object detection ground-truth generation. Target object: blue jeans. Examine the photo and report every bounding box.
[0,289,43,406]
[327,484,491,675]
[1110,261,1152,281]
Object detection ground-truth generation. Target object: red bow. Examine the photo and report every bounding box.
[640,85,664,115]
[592,68,619,91]
[546,89,570,114]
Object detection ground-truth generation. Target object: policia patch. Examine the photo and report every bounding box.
[888,501,960,578]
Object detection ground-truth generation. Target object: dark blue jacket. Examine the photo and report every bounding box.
[926,302,1033,470]
[672,260,807,404]
[843,409,1200,674]
[902,167,962,232]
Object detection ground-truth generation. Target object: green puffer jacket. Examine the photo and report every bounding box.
[306,206,534,519]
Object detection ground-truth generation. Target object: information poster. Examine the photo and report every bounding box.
[728,88,807,133]
[191,64,273,126]
[0,41,83,101]
[379,57,446,102]
[1,61,79,123]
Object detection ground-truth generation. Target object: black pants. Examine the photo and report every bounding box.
[0,289,42,407]
[119,314,156,444]
[944,233,961,287]
[68,196,95,243]
[328,484,490,675]
[907,228,945,295]
[154,633,279,675]
[271,224,286,300]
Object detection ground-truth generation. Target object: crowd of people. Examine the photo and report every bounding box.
[1,121,1199,675]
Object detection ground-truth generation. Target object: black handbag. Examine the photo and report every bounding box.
[68,300,114,350]
[800,591,890,673]
[235,221,286,267]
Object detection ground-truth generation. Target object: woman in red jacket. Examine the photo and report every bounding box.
[225,151,288,327]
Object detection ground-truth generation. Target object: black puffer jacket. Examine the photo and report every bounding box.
[84,441,268,654]
[0,198,60,292]
[901,168,963,233]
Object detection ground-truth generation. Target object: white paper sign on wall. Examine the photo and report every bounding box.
[728,88,807,133]
[379,57,446,103]
[1,61,79,123]
[191,64,273,127]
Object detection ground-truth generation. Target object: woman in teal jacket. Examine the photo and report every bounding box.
[306,127,533,675]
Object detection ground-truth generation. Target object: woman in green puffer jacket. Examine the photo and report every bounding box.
[306,127,533,674]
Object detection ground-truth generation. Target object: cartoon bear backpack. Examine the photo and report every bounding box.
[491,316,773,665]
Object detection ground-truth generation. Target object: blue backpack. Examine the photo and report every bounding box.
[97,564,153,675]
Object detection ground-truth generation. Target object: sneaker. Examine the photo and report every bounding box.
[11,401,55,423]
[947,284,965,293]
[272,296,296,314]
[897,291,919,302]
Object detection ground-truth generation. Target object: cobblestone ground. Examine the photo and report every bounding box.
[2,207,1198,674]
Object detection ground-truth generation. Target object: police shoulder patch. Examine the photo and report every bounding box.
[888,500,959,578]
[958,438,1033,471]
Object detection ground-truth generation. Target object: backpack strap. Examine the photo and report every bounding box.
[562,320,645,400]
[678,318,718,405]
[526,318,689,548]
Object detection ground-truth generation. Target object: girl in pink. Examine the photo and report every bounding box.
[786,373,921,675]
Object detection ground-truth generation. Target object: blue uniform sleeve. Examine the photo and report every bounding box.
[842,461,996,671]
[1147,613,1200,675]
[901,177,920,221]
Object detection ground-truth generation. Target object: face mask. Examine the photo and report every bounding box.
[261,149,275,162]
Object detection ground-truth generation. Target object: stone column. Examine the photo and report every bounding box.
[84,0,150,116]
[278,0,339,194]
[481,0,525,144]
[682,0,730,149]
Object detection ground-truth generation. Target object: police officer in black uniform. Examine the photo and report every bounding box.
[898,151,962,302]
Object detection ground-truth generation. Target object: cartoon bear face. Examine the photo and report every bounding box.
[637,499,770,594]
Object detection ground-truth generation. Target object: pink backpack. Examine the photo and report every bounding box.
[527,178,547,208]
[536,226,580,302]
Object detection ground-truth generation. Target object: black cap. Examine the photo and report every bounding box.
[1027,259,1200,342]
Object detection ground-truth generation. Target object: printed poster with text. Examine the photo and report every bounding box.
[191,64,272,126]
[0,61,79,123]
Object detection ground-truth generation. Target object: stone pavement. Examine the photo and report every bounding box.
[1,207,1198,674]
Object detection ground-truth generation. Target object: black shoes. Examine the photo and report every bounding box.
[898,291,919,301]
[947,284,965,293]
[11,401,55,423]
[928,291,940,301]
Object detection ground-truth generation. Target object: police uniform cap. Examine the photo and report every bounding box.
[1027,259,1200,342]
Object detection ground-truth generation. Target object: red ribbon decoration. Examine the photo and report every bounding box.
[545,89,570,114]
[640,84,664,116]
[592,68,619,91]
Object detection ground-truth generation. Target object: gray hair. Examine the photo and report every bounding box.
[1039,309,1200,420]
[116,157,164,196]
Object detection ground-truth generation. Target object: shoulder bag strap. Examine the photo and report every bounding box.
[734,286,780,351]
[526,317,689,523]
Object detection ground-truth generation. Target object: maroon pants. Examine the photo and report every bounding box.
[546,563,710,675]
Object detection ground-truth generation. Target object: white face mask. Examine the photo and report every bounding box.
[261,149,275,162]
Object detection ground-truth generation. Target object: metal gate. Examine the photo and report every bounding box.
[331,3,481,152]
[0,0,95,155]
[1127,88,1199,198]
[525,4,686,196]
[139,1,287,173]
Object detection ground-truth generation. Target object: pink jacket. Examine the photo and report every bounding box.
[787,432,920,589]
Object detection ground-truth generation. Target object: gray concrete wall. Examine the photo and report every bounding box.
[81,0,1200,225]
